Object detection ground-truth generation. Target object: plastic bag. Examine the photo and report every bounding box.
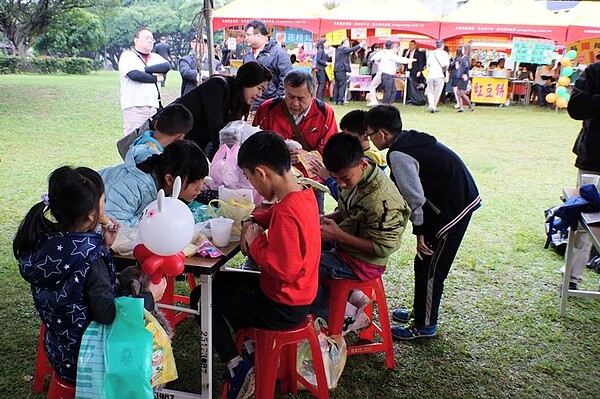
[208,143,246,188]
[208,198,254,240]
[105,297,153,398]
[219,120,260,148]
[296,317,347,390]
[76,297,153,399]
[144,310,178,387]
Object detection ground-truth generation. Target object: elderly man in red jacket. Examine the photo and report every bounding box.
[253,70,338,214]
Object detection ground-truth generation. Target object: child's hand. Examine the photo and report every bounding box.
[320,218,341,242]
[243,222,264,249]
[149,276,167,302]
[101,218,120,248]
[308,158,330,180]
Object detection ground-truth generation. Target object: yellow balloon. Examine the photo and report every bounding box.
[545,93,557,103]
[556,97,568,108]
[558,76,571,86]
[560,57,572,67]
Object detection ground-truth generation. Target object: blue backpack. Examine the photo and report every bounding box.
[545,184,600,249]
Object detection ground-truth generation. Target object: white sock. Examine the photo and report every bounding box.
[345,302,358,319]
[348,289,370,309]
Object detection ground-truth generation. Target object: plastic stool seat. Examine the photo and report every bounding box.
[34,323,53,393]
[47,372,75,399]
[223,315,330,399]
[326,276,395,369]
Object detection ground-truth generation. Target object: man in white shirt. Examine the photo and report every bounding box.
[371,41,414,105]
[425,40,450,113]
[118,27,170,135]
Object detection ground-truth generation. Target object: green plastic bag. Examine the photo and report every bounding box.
[105,297,154,399]
[76,297,153,399]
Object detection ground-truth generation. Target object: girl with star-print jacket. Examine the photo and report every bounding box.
[14,166,163,384]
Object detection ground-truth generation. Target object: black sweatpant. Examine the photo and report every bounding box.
[190,271,309,363]
[412,213,472,328]
[381,73,397,104]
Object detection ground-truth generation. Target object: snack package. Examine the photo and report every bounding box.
[144,310,178,387]
[297,151,323,179]
[195,233,225,258]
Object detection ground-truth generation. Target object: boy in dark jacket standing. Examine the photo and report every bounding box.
[365,105,481,340]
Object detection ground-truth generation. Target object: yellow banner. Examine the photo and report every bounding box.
[375,28,391,39]
[326,29,347,46]
[568,39,600,65]
[471,77,509,104]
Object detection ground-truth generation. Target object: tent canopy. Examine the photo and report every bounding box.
[566,1,600,42]
[212,0,328,34]
[320,0,440,39]
[440,0,568,43]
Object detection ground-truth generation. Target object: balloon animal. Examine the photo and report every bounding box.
[134,176,195,284]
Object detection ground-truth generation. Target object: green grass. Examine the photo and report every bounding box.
[1,72,599,398]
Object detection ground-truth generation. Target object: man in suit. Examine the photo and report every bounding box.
[332,38,365,105]
[402,40,426,87]
[153,36,172,87]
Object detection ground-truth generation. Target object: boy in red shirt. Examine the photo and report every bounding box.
[202,130,321,399]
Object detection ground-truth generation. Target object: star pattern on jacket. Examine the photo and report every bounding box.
[36,255,62,278]
[71,237,97,258]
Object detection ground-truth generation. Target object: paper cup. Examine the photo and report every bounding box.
[209,217,234,247]
[580,174,600,188]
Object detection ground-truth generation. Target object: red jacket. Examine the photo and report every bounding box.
[253,97,338,177]
[249,188,321,306]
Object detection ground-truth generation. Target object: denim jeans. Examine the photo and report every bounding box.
[310,248,358,319]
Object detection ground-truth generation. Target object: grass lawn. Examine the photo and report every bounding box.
[0,71,599,398]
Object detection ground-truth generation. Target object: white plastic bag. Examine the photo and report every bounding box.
[219,120,260,148]
[296,317,347,390]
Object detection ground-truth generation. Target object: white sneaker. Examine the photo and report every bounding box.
[342,304,371,336]
[366,101,379,107]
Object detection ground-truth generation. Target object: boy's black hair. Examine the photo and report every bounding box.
[364,105,403,135]
[322,133,363,173]
[238,131,290,176]
[154,104,194,136]
[339,109,367,135]
[137,139,209,187]
[13,166,104,259]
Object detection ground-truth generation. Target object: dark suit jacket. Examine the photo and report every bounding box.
[402,48,426,78]
[153,42,172,61]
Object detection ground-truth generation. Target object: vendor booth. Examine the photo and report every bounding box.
[440,0,568,105]
[565,1,600,65]
[321,0,440,102]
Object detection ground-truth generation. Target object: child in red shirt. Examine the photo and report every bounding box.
[200,130,321,399]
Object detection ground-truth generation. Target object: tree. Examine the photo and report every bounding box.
[34,9,105,57]
[0,0,94,60]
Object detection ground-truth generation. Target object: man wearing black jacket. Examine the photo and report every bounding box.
[566,61,600,289]
[365,105,481,340]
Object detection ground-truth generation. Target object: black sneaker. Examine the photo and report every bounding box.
[568,282,578,290]
[225,357,255,399]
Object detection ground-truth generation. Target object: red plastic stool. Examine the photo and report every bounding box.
[326,276,395,369]
[159,273,197,328]
[34,323,53,393]
[47,372,75,399]
[222,315,330,399]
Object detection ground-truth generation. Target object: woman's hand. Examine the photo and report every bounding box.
[149,276,167,302]
[102,218,120,248]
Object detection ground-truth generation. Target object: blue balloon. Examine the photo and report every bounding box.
[556,86,568,97]
[561,67,574,77]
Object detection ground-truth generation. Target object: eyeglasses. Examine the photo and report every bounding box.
[365,129,379,137]
[244,32,258,37]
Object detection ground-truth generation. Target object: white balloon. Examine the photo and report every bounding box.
[138,185,194,256]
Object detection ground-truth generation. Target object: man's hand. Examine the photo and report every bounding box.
[320,218,341,242]
[289,147,307,164]
[416,235,434,260]
[154,73,164,83]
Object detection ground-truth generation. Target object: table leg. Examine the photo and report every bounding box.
[199,273,213,399]
[560,226,577,317]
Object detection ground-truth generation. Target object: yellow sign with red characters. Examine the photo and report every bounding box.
[470,77,509,104]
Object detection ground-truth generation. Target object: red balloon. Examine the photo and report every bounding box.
[134,244,185,284]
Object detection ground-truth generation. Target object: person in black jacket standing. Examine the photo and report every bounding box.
[332,38,365,105]
[314,39,331,101]
[365,105,481,340]
[153,36,172,87]
[566,61,600,289]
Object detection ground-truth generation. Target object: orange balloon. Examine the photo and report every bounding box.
[560,57,572,67]
[545,93,558,103]
[558,76,571,86]
[556,97,568,108]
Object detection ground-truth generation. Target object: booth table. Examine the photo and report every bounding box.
[348,74,408,104]
[115,242,242,399]
[560,188,600,317]
[508,79,533,105]
[471,76,509,105]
